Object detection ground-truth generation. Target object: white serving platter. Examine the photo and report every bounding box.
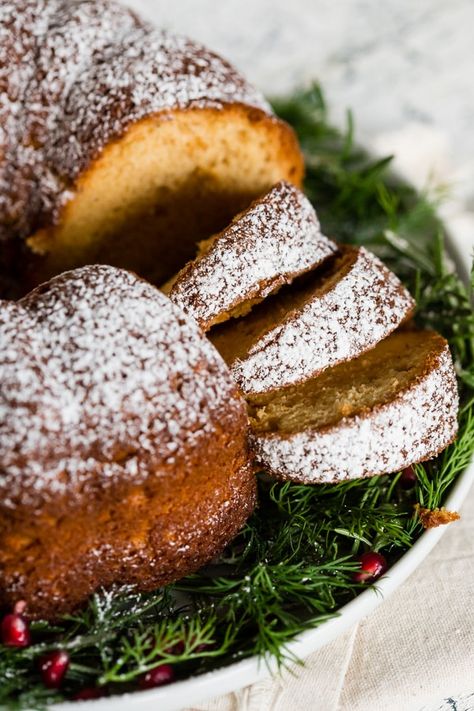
[53,227,473,711]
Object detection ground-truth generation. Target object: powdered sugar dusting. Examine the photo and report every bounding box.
[169,181,337,330]
[0,0,271,242]
[232,246,415,394]
[0,265,243,508]
[250,343,459,483]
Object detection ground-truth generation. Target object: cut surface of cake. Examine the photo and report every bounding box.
[248,330,458,483]
[211,245,415,394]
[0,0,303,295]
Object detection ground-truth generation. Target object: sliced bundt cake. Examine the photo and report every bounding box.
[211,246,415,394]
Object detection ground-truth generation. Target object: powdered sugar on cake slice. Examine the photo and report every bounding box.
[231,246,415,394]
[249,343,459,483]
[169,181,337,330]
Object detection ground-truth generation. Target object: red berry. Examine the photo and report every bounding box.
[164,640,185,656]
[168,638,212,655]
[40,650,70,689]
[399,465,417,489]
[139,663,175,689]
[1,613,31,647]
[353,551,388,583]
[72,687,104,701]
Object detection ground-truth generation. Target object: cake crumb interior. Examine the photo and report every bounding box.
[248,330,441,434]
[26,107,302,290]
[210,246,356,363]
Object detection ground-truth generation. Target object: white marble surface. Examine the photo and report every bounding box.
[123,2,474,709]
[127,0,474,206]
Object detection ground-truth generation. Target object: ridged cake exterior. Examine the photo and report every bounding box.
[0,0,265,241]
[0,265,254,619]
[168,181,337,330]
[0,0,303,293]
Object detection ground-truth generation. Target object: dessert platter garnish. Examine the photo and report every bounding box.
[0,1,473,708]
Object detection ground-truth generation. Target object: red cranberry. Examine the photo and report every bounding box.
[399,465,417,489]
[168,638,212,655]
[1,613,31,648]
[72,687,104,701]
[139,663,175,689]
[165,640,185,656]
[353,551,388,583]
[40,650,70,688]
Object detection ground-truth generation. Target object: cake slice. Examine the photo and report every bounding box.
[248,330,458,484]
[211,245,415,394]
[166,181,337,330]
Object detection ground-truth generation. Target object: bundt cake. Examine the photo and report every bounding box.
[0,0,460,631]
[0,265,255,619]
[166,181,337,330]
[210,245,415,394]
[248,330,458,483]
[0,0,303,296]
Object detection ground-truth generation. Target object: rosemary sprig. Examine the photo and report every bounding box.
[1,84,473,708]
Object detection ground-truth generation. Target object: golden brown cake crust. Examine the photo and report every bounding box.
[0,265,254,618]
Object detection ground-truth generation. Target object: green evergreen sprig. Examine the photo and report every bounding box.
[1,85,473,709]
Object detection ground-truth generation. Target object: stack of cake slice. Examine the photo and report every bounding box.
[167,181,459,483]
